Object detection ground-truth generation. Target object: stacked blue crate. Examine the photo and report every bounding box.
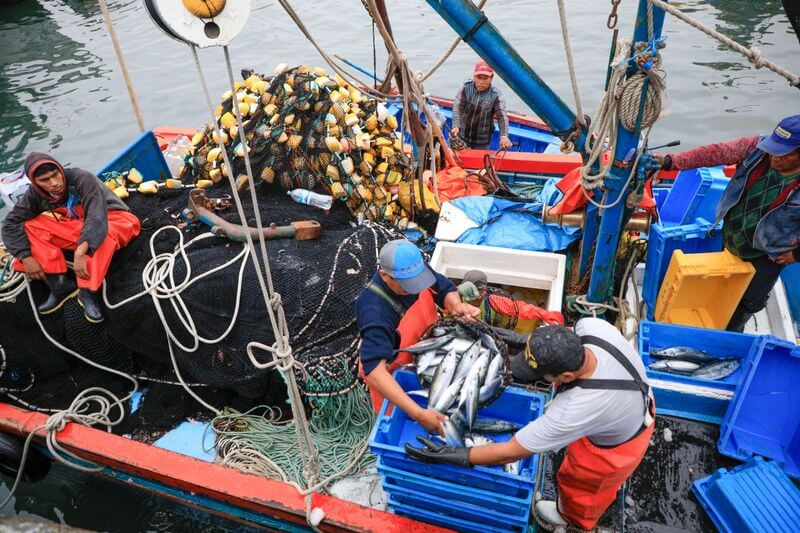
[369,370,547,531]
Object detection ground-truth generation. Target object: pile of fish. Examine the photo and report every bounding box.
[648,346,740,380]
[403,323,521,473]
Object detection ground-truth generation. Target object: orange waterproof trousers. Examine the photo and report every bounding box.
[13,207,141,292]
[557,404,656,530]
[360,289,439,413]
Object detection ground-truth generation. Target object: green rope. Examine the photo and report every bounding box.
[213,384,376,490]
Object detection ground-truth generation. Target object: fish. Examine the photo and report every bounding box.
[478,375,503,404]
[452,340,481,384]
[485,353,505,384]
[648,360,700,374]
[691,358,740,380]
[650,346,718,364]
[480,332,500,354]
[472,418,521,434]
[432,327,448,337]
[458,352,490,410]
[433,376,466,413]
[465,434,494,447]
[442,337,476,353]
[440,416,465,447]
[464,373,481,432]
[504,461,520,475]
[395,334,455,354]
[416,350,444,375]
[428,348,460,408]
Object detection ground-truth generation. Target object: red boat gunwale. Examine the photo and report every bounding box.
[0,404,447,532]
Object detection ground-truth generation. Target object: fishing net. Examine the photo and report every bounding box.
[0,178,402,433]
[179,66,416,225]
[462,285,520,330]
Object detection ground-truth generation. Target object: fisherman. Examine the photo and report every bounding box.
[656,115,800,332]
[356,239,481,433]
[405,318,654,531]
[1,153,141,323]
[451,60,513,151]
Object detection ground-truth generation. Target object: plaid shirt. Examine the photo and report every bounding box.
[724,167,800,259]
[452,80,509,148]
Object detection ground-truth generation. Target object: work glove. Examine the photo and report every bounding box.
[404,436,471,468]
[492,327,529,351]
[457,281,481,302]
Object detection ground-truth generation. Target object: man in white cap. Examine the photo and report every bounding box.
[356,239,480,433]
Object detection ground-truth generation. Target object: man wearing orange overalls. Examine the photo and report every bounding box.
[2,152,141,323]
[406,318,655,531]
[355,239,480,435]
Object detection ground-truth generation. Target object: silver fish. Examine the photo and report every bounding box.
[480,332,500,354]
[478,375,503,404]
[465,434,494,447]
[464,372,482,432]
[452,340,481,384]
[691,358,740,380]
[433,377,465,413]
[440,416,464,447]
[648,359,700,374]
[472,418,520,434]
[443,337,476,353]
[485,353,504,384]
[504,461,520,475]
[432,327,448,337]
[429,348,460,408]
[417,350,444,375]
[458,353,490,410]
[651,346,718,364]
[396,334,455,355]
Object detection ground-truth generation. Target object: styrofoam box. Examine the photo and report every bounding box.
[429,241,565,312]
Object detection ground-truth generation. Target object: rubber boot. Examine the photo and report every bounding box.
[37,273,78,315]
[77,289,104,323]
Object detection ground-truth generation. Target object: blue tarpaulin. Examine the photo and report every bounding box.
[451,179,581,252]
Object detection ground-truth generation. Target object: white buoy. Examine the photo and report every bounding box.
[308,507,325,527]
[274,63,290,76]
[663,427,673,442]
[144,0,251,48]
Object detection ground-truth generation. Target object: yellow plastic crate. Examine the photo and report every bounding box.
[655,249,755,329]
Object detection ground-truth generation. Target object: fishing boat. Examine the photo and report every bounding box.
[1,1,798,531]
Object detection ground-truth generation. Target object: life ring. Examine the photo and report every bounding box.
[0,433,50,483]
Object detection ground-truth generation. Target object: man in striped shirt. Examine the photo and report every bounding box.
[451,60,512,150]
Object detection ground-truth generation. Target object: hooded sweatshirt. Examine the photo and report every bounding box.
[1,152,130,260]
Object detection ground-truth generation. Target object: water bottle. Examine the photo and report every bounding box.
[287,188,333,210]
[164,135,192,178]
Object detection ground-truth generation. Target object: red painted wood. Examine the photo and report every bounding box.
[457,150,582,174]
[152,127,197,151]
[0,404,449,533]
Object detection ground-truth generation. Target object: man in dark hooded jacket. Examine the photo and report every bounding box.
[1,153,141,322]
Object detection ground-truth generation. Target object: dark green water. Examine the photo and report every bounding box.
[0,0,797,530]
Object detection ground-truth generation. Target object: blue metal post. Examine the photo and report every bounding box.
[423,0,584,148]
[584,0,667,305]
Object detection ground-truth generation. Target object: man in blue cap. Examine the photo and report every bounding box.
[657,115,800,331]
[356,239,480,433]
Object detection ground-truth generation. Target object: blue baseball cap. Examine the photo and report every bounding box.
[379,240,436,294]
[757,115,800,156]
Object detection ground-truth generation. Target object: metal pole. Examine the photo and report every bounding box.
[584,0,667,306]
[423,0,582,147]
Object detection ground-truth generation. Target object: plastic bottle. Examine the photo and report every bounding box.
[287,188,333,210]
[164,135,193,178]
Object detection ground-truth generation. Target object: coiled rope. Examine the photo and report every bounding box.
[648,0,800,88]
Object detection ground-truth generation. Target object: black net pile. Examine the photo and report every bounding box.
[0,179,401,426]
[180,66,413,223]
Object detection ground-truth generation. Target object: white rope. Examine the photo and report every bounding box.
[648,0,800,87]
[556,0,585,127]
[0,248,25,303]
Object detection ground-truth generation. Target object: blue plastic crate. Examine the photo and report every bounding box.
[719,335,800,478]
[369,370,546,499]
[780,263,800,328]
[659,166,729,227]
[642,219,723,320]
[377,457,533,522]
[692,457,800,533]
[638,321,758,424]
[387,496,513,533]
[97,130,170,182]
[384,481,528,532]
[652,186,670,213]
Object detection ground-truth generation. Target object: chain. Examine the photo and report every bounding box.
[607,0,622,29]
